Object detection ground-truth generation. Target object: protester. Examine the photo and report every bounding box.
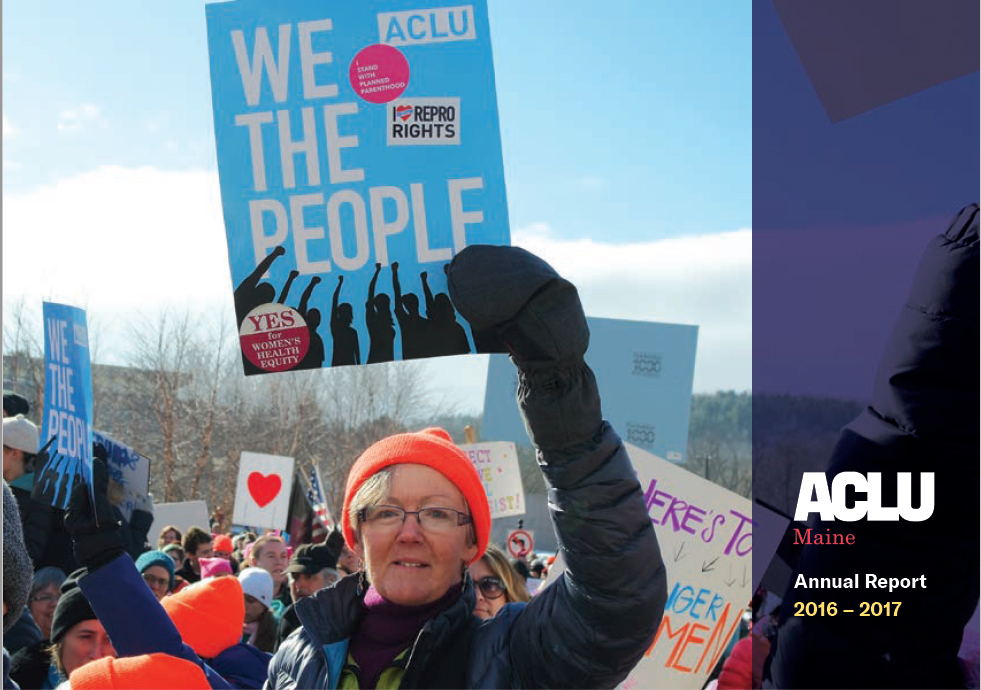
[135,550,176,601]
[469,543,531,620]
[162,543,185,568]
[3,391,30,418]
[275,538,343,649]
[67,653,211,690]
[766,204,980,688]
[61,454,269,689]
[4,481,35,689]
[11,571,116,690]
[210,534,239,575]
[2,415,39,484]
[157,525,182,550]
[238,568,277,654]
[247,535,290,611]
[27,568,67,641]
[266,245,667,689]
[176,528,213,585]
[199,557,233,580]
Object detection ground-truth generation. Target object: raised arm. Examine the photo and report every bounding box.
[65,457,232,688]
[421,271,434,315]
[367,263,381,307]
[448,246,666,690]
[239,245,286,294]
[331,276,343,325]
[391,262,407,317]
[278,270,299,304]
[298,276,321,317]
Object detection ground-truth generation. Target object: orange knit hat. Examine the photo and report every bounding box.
[161,575,245,659]
[342,428,490,564]
[69,653,210,689]
[212,534,233,553]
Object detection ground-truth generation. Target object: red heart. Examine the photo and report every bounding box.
[247,472,282,508]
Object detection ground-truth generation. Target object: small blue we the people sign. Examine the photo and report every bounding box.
[205,0,510,375]
[37,302,94,509]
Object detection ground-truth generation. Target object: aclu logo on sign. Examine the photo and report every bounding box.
[625,422,656,449]
[632,351,662,378]
[378,6,476,46]
[388,98,460,146]
[794,472,934,522]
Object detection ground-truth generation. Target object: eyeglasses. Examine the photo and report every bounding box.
[142,573,170,589]
[29,594,58,605]
[357,505,473,533]
[474,576,506,600]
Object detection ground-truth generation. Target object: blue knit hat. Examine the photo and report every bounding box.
[136,550,176,591]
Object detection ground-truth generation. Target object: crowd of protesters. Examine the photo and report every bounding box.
[2,247,668,689]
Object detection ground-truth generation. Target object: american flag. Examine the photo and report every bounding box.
[307,466,333,541]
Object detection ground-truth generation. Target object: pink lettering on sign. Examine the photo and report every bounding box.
[349,44,410,104]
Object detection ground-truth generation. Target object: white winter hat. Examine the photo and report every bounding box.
[2,415,39,455]
[237,567,273,609]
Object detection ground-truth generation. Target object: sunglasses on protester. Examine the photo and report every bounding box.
[474,576,507,599]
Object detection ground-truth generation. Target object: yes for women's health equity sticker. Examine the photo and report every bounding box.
[206,1,509,375]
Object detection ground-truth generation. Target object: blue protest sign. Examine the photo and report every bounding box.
[37,302,94,509]
[482,317,699,462]
[206,0,509,375]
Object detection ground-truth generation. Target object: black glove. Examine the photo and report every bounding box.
[448,246,601,449]
[64,443,125,570]
[447,245,589,367]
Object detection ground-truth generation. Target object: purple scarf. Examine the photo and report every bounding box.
[349,584,461,688]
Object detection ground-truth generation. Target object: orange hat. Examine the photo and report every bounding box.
[162,575,244,659]
[69,653,210,689]
[342,428,490,564]
[212,534,233,553]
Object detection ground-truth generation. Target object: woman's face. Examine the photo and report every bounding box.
[243,594,267,624]
[141,565,171,601]
[162,530,180,546]
[468,558,507,619]
[29,584,60,640]
[252,540,289,587]
[60,619,115,676]
[355,464,477,607]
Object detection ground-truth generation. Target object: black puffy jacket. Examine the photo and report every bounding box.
[268,362,667,689]
[768,204,980,688]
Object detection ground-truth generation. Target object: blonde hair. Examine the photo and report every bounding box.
[479,543,530,604]
[348,467,476,547]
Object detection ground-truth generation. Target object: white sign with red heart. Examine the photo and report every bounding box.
[231,451,295,531]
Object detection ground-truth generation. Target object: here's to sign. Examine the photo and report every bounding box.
[206,0,509,375]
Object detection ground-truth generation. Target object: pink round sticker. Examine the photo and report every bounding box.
[239,303,310,373]
[349,44,410,104]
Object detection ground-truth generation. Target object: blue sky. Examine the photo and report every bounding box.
[3,1,752,407]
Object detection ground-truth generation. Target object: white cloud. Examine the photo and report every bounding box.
[2,167,750,409]
[57,103,105,132]
[512,223,752,392]
[3,114,15,138]
[2,165,231,316]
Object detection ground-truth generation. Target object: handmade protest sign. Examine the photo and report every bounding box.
[150,501,212,543]
[459,441,524,519]
[92,431,151,522]
[36,302,94,510]
[205,0,509,375]
[541,445,787,689]
[483,317,698,462]
[232,451,296,530]
[623,444,786,690]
